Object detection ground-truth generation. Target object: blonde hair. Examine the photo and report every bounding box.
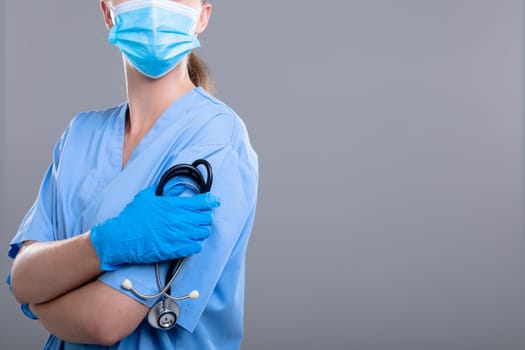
[188,0,215,95]
[188,51,215,95]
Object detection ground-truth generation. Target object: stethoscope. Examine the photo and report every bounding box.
[120,159,213,330]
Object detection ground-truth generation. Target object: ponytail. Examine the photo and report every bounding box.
[187,1,214,95]
[188,51,215,96]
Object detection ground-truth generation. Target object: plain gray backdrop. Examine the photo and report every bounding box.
[2,1,525,349]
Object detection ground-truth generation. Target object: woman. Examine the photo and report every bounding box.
[6,0,258,349]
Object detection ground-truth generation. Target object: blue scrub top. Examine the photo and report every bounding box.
[7,87,258,349]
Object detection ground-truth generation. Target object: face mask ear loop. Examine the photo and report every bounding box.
[104,0,118,26]
[192,6,203,36]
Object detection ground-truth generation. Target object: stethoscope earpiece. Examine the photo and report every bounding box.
[121,159,212,330]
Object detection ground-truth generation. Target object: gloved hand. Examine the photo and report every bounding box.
[90,186,220,271]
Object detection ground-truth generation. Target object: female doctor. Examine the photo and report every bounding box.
[6,0,258,349]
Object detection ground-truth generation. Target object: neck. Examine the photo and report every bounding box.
[124,60,195,135]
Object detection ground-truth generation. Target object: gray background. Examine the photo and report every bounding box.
[1,0,525,349]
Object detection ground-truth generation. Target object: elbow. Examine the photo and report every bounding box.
[10,242,40,304]
[35,303,137,346]
[10,270,33,305]
[10,263,43,305]
[88,315,138,346]
[94,332,121,347]
[86,286,146,346]
[57,318,127,346]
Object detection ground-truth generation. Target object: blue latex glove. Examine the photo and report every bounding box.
[90,186,220,271]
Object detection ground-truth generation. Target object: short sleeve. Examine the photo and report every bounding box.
[7,131,67,259]
[98,262,171,308]
[163,142,258,332]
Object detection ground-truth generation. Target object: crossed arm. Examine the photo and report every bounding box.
[10,233,148,346]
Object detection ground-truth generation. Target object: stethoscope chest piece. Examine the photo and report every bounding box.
[148,298,180,330]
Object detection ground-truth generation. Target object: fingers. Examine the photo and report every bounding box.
[167,193,221,210]
[207,194,221,208]
[190,223,213,240]
[173,239,204,257]
[184,208,214,225]
[166,219,212,240]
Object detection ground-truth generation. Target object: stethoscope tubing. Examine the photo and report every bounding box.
[126,259,190,301]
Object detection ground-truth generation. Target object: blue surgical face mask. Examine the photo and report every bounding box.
[108,0,201,79]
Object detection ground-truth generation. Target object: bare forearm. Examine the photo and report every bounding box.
[10,232,102,304]
[30,281,148,346]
